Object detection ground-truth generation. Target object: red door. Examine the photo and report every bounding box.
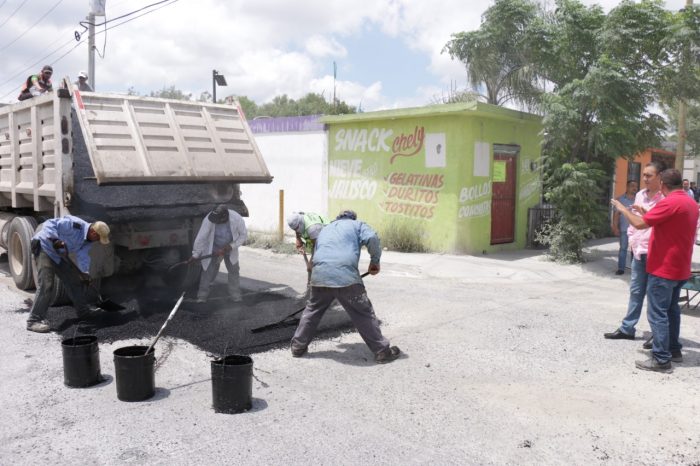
[490,151,517,244]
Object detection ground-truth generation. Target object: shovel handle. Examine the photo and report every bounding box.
[168,253,216,272]
[145,292,186,355]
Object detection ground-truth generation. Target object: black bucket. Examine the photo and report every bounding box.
[113,346,155,402]
[211,355,253,414]
[61,335,102,388]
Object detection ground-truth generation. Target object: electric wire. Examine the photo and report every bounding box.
[76,0,174,35]
[0,1,8,12]
[0,0,64,53]
[0,0,29,29]
[0,0,181,100]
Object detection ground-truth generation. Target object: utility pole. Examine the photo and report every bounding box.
[88,13,95,90]
[675,0,693,173]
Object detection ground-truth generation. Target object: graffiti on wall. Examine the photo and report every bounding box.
[328,159,379,200]
[458,181,491,219]
[381,172,444,220]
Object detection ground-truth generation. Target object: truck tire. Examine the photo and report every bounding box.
[7,216,38,290]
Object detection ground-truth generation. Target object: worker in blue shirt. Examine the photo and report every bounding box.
[26,216,110,333]
[290,210,400,364]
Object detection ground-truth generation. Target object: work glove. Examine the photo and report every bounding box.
[52,239,65,250]
[368,263,380,275]
[187,256,197,264]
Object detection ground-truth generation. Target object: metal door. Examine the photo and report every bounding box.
[490,147,518,244]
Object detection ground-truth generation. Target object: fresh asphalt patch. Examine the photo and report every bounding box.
[15,275,355,355]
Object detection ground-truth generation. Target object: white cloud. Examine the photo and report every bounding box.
[305,35,347,58]
[0,0,691,108]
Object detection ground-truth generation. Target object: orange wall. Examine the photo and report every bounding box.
[613,148,676,197]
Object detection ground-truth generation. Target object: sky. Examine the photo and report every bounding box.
[0,0,689,110]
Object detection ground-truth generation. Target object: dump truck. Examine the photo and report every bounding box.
[0,82,272,302]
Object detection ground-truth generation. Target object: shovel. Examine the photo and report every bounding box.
[145,292,186,355]
[58,250,125,312]
[167,253,215,272]
[250,272,370,333]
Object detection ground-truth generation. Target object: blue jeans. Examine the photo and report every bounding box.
[617,232,629,271]
[619,255,647,335]
[645,274,684,364]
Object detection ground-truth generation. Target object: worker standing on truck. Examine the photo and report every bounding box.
[26,216,110,333]
[18,65,53,101]
[290,210,401,364]
[189,204,247,303]
[74,71,93,92]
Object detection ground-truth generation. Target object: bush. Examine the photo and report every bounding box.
[244,232,297,254]
[380,219,428,253]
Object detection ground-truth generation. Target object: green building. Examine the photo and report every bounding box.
[321,102,543,253]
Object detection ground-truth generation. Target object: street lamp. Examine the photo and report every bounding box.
[212,69,227,104]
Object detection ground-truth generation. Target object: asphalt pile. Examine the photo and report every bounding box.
[17,278,355,355]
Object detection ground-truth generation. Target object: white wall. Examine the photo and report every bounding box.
[241,131,328,233]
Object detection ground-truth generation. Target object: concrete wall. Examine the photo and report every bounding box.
[241,131,328,233]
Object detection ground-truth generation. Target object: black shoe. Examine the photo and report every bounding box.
[603,329,635,340]
[375,346,401,364]
[291,345,307,358]
[635,357,672,372]
[642,335,654,349]
[671,351,683,363]
[615,269,624,275]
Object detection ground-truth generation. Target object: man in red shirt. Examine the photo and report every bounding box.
[611,169,698,372]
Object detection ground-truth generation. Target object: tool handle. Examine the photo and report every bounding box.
[145,292,185,355]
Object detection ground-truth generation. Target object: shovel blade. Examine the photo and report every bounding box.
[98,298,125,312]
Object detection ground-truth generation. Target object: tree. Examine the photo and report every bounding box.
[664,99,700,158]
[443,0,542,109]
[149,85,192,101]
[242,92,356,119]
[527,0,675,262]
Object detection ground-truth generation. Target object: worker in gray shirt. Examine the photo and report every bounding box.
[290,210,400,364]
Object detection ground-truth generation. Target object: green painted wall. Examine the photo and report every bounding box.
[323,103,542,253]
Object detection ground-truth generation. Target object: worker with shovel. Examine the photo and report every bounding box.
[26,216,110,333]
[290,210,400,364]
[286,211,329,283]
[188,204,247,304]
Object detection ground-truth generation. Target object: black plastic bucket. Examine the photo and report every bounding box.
[61,335,102,388]
[113,345,155,402]
[211,355,253,414]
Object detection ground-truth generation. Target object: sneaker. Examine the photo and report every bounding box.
[375,346,401,364]
[229,293,242,303]
[671,351,683,363]
[291,345,308,358]
[635,357,672,372]
[642,335,654,349]
[615,269,624,275]
[26,320,50,333]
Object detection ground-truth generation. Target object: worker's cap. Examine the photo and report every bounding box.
[91,221,110,245]
[78,71,88,79]
[42,65,53,73]
[336,210,357,221]
[286,212,304,233]
[208,204,230,224]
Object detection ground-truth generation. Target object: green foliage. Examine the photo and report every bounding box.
[444,0,542,109]
[148,85,193,101]
[380,219,428,253]
[244,232,297,255]
[244,92,356,119]
[663,99,700,158]
[537,161,608,262]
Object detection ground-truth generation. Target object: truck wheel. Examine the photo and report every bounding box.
[8,216,38,290]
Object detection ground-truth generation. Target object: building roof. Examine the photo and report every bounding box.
[320,101,542,125]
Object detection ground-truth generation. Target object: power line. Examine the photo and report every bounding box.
[0,0,181,100]
[0,0,64,53]
[76,0,175,37]
[0,0,29,29]
[0,1,8,12]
